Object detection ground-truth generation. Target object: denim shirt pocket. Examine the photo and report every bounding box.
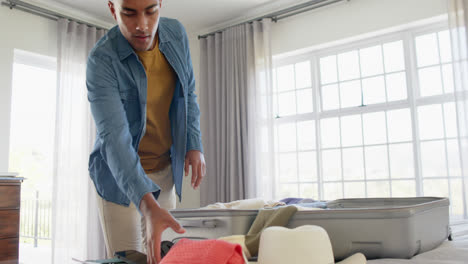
[119,89,141,130]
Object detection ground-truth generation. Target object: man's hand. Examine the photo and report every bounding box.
[184,150,206,190]
[140,193,185,264]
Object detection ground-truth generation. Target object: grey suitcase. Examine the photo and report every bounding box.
[162,197,450,260]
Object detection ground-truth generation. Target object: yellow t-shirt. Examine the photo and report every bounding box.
[136,35,176,173]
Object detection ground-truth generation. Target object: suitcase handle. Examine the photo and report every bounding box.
[179,219,218,228]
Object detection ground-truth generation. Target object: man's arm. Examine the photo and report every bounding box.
[179,22,206,189]
[181,24,203,154]
[86,54,160,210]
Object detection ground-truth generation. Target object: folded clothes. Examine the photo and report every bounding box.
[201,198,286,210]
[246,205,298,256]
[280,197,328,208]
[218,206,299,258]
[280,197,307,204]
[295,202,328,209]
[160,238,247,264]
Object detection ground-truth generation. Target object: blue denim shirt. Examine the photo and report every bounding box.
[86,17,203,210]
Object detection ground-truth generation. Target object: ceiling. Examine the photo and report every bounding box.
[39,0,309,36]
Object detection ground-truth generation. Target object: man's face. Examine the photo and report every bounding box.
[108,0,162,51]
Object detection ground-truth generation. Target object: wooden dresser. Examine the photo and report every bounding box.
[0,176,24,264]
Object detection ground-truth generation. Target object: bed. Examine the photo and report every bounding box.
[366,236,468,264]
[247,235,468,264]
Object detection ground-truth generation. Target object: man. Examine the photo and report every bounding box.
[86,0,206,263]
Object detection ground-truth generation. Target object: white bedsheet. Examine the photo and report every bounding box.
[367,237,468,264]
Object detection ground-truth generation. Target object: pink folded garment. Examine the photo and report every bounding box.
[160,238,245,264]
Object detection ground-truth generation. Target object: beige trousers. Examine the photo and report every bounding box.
[96,164,176,257]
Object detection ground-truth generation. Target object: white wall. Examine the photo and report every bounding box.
[0,7,57,173]
[271,0,448,56]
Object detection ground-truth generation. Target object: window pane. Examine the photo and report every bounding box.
[367,181,390,197]
[389,143,414,179]
[363,112,387,145]
[344,182,366,198]
[438,30,453,63]
[300,184,319,200]
[386,72,407,101]
[278,184,298,199]
[383,40,405,72]
[320,55,338,84]
[321,118,340,148]
[365,145,389,179]
[321,84,340,111]
[360,45,384,77]
[295,61,312,89]
[340,80,361,108]
[423,179,449,197]
[324,182,343,200]
[342,147,365,180]
[391,180,416,197]
[341,114,363,147]
[278,91,296,116]
[387,108,412,143]
[447,139,462,177]
[278,153,298,183]
[277,122,296,152]
[419,66,443,97]
[298,151,317,182]
[277,64,295,92]
[322,149,342,181]
[442,64,454,93]
[420,140,447,178]
[297,120,316,150]
[415,33,440,67]
[297,89,313,114]
[338,50,360,81]
[418,104,444,140]
[444,102,458,138]
[362,76,386,105]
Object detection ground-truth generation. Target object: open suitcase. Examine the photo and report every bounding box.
[161,197,450,261]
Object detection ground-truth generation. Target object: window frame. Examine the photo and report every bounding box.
[272,19,467,219]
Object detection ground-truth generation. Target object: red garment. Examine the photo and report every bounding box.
[160,238,245,264]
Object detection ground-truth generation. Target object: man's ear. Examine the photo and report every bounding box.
[108,1,117,21]
[160,0,163,8]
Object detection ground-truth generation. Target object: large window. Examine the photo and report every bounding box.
[9,49,56,264]
[272,22,466,220]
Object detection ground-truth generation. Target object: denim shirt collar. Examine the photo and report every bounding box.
[116,20,172,61]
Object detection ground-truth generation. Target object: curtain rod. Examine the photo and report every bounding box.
[198,0,349,39]
[1,0,109,31]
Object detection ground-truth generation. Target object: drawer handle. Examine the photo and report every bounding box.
[179,219,218,228]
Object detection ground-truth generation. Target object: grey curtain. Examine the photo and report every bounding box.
[199,20,275,206]
[448,0,468,221]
